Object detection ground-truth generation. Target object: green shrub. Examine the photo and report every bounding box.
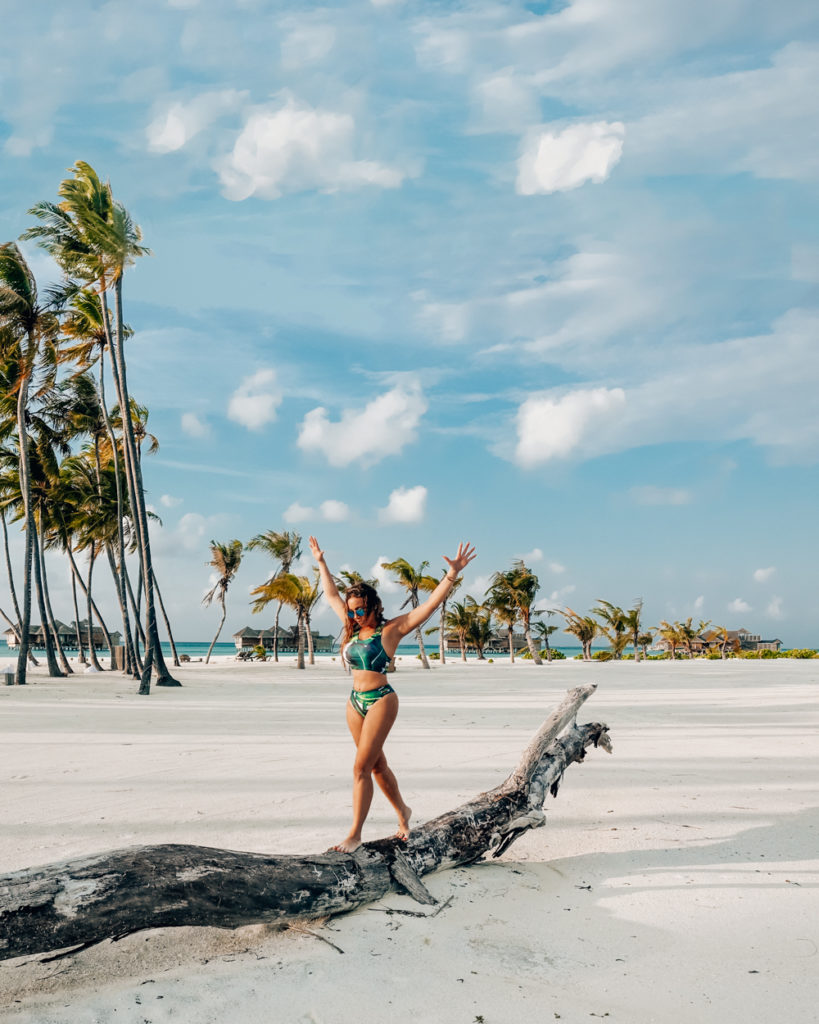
[593,650,614,661]
[544,649,566,660]
[429,652,440,660]
[783,648,818,659]
[487,658,494,663]
[707,650,722,659]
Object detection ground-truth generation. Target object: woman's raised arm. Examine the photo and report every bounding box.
[309,537,348,622]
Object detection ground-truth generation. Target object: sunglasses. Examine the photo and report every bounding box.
[347,607,367,619]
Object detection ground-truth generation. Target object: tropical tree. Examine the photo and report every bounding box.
[444,600,473,661]
[488,561,542,664]
[301,568,323,666]
[250,573,315,670]
[246,530,302,661]
[562,608,600,661]
[0,244,60,683]
[380,558,438,669]
[675,617,711,659]
[712,625,731,659]
[23,161,177,692]
[532,617,560,663]
[437,575,461,664]
[465,599,493,660]
[657,620,683,659]
[622,600,644,663]
[203,540,243,664]
[637,630,655,659]
[593,600,630,659]
[486,587,518,662]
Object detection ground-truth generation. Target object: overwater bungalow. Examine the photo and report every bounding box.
[232,625,335,653]
[4,621,122,651]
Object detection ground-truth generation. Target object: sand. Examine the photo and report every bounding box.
[1,656,817,1023]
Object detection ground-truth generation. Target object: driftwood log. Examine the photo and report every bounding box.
[0,685,609,961]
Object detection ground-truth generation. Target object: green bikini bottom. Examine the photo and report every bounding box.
[350,682,395,718]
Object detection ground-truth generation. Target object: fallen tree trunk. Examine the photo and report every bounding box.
[0,685,609,961]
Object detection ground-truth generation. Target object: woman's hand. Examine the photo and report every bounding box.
[443,542,477,578]
[308,536,324,562]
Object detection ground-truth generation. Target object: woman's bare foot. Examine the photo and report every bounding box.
[332,835,362,853]
[395,805,412,842]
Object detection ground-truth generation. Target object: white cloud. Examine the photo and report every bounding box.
[181,412,209,438]
[379,485,427,524]
[766,596,784,620]
[280,19,335,68]
[548,584,576,607]
[693,595,705,613]
[147,89,246,153]
[548,562,566,575]
[284,502,314,524]
[415,298,470,343]
[160,494,184,508]
[370,557,402,594]
[728,598,752,614]
[298,380,428,467]
[631,486,692,506]
[284,500,350,524]
[320,500,350,522]
[473,73,540,133]
[753,567,776,583]
[514,387,626,466]
[227,369,282,431]
[215,94,406,201]
[517,121,625,194]
[519,547,543,563]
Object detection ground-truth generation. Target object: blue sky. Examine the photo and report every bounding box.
[2,0,818,645]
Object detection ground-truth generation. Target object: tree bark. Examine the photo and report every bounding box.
[36,519,72,674]
[13,374,34,685]
[30,523,63,677]
[0,686,609,962]
[205,596,226,664]
[153,570,180,667]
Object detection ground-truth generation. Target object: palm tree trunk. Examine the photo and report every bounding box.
[71,572,87,664]
[206,594,227,664]
[522,620,542,665]
[14,373,34,686]
[545,636,553,663]
[305,614,315,665]
[36,519,72,674]
[296,610,305,670]
[31,522,63,677]
[633,629,640,663]
[1,510,38,666]
[273,601,282,662]
[152,570,180,667]
[84,544,104,672]
[439,601,447,665]
[109,281,178,692]
[106,544,140,677]
[459,632,466,661]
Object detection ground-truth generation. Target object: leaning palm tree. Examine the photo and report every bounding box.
[712,625,731,659]
[488,561,543,664]
[250,573,314,670]
[0,244,60,683]
[657,620,683,660]
[203,540,243,664]
[486,588,518,662]
[465,599,493,660]
[301,568,323,666]
[562,608,600,661]
[381,557,438,669]
[246,530,302,662]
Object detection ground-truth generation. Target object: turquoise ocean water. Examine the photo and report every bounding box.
[0,640,582,661]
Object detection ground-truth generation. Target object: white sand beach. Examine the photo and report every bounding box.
[1,656,817,1024]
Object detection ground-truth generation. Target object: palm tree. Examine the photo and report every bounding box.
[562,607,600,661]
[486,588,518,662]
[250,573,314,670]
[246,530,302,662]
[488,561,543,664]
[0,244,60,683]
[381,558,438,669]
[24,161,177,693]
[593,600,629,659]
[444,600,473,661]
[637,630,655,659]
[712,625,731,659]
[532,617,560,662]
[621,601,644,663]
[437,575,461,664]
[203,540,243,664]
[465,599,493,660]
[657,620,683,660]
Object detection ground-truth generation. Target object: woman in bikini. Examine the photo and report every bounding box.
[309,536,477,853]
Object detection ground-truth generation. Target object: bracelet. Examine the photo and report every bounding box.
[445,574,457,584]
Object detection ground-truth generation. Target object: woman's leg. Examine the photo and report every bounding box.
[335,693,404,852]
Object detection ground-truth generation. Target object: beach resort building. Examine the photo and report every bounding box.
[654,627,783,656]
[4,621,123,651]
[232,625,336,653]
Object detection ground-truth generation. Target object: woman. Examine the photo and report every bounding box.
[309,536,477,853]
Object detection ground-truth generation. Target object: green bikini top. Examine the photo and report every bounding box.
[342,627,391,674]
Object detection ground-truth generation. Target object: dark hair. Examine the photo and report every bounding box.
[342,582,385,643]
